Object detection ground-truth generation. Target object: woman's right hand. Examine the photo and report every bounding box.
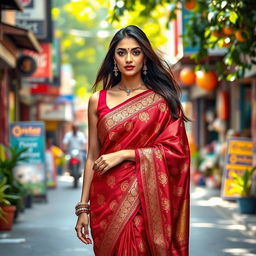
[75,213,92,244]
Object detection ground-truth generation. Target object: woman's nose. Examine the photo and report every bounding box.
[126,53,132,63]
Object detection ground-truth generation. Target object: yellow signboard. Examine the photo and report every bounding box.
[221,137,253,199]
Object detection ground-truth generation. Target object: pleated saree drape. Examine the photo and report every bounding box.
[90,89,190,256]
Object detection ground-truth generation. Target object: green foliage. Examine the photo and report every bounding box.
[108,1,170,48]
[0,145,28,185]
[0,178,19,206]
[52,0,170,97]
[0,177,19,222]
[52,0,115,96]
[0,145,29,210]
[111,0,256,81]
[230,166,256,197]
[191,150,203,170]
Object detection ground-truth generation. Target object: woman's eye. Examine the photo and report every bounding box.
[133,50,141,56]
[117,51,125,56]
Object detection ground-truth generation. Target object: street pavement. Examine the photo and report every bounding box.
[190,186,256,256]
[0,176,256,256]
[0,176,94,256]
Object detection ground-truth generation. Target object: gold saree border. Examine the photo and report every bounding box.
[139,148,167,256]
[99,91,163,131]
[98,177,140,255]
[175,198,189,244]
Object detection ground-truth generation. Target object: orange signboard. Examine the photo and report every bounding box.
[221,137,253,199]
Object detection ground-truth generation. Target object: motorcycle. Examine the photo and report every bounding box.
[66,149,83,188]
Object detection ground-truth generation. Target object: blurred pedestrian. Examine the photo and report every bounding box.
[45,136,61,187]
[63,123,87,154]
[75,25,190,256]
[49,139,64,175]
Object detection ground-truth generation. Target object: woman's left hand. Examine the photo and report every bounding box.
[93,151,126,174]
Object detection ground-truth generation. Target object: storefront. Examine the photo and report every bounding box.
[0,3,41,145]
[230,71,256,165]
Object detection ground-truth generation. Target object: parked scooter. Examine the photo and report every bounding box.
[65,149,82,188]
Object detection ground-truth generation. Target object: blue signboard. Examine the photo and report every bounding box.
[182,7,199,54]
[9,122,46,196]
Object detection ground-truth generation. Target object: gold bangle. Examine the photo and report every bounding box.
[75,208,90,216]
[75,202,90,208]
[75,205,90,210]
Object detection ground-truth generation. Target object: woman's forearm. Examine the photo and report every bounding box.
[79,150,135,199]
[80,158,95,203]
[121,149,135,161]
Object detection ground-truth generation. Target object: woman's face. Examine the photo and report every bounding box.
[114,37,145,77]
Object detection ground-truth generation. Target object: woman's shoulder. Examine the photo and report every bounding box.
[88,91,101,112]
[89,89,107,113]
[89,90,102,102]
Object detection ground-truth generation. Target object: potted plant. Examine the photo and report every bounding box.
[230,166,256,214]
[0,177,19,230]
[0,144,28,219]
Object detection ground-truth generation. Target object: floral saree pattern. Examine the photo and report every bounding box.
[90,89,190,256]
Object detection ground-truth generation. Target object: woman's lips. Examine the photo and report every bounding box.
[124,66,135,70]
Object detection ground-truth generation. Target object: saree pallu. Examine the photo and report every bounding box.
[90,89,190,256]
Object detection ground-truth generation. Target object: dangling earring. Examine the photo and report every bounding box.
[143,60,147,75]
[113,60,118,77]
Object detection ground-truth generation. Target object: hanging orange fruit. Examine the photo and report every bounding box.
[211,30,222,38]
[184,0,196,10]
[179,68,196,86]
[196,70,218,91]
[235,30,245,42]
[222,26,234,36]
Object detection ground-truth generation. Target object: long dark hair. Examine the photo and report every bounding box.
[93,25,188,121]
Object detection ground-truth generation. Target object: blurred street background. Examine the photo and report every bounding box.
[1,0,256,255]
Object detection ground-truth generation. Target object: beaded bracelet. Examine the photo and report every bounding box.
[75,208,90,216]
[75,202,90,209]
[75,202,90,216]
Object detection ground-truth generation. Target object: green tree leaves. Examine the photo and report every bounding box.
[53,0,113,95]
[53,0,170,96]
[110,0,256,81]
[229,11,238,24]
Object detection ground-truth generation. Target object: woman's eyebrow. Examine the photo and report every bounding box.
[116,47,141,51]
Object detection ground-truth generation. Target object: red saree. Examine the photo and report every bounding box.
[90,89,190,256]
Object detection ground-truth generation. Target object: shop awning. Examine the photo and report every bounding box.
[0,0,23,11]
[0,23,41,53]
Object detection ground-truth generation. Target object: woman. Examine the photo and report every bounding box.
[75,25,190,256]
